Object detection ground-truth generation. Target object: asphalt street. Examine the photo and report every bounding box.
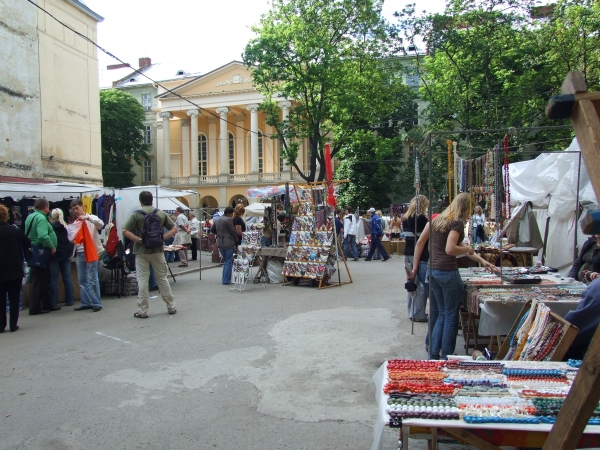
[1,253,449,450]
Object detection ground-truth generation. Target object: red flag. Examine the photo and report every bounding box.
[324,143,336,207]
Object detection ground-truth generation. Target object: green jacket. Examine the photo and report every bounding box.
[25,210,57,249]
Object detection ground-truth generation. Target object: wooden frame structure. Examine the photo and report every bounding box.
[542,71,600,449]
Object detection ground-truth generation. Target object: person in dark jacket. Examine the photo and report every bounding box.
[568,235,600,283]
[563,278,600,360]
[49,209,75,307]
[210,206,237,285]
[0,205,30,332]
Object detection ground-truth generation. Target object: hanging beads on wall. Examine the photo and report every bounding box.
[504,135,511,220]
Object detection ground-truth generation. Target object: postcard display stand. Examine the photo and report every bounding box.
[230,224,264,292]
[283,187,337,286]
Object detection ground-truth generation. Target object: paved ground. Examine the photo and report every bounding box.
[1,252,479,450]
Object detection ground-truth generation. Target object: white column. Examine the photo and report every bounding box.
[207,116,217,175]
[159,111,173,185]
[235,114,246,175]
[216,107,229,175]
[181,120,190,177]
[247,104,259,173]
[187,109,200,183]
[279,101,292,171]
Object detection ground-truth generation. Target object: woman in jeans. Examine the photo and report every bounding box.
[411,193,495,359]
[49,209,75,307]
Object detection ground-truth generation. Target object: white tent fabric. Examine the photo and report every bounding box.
[0,182,103,201]
[508,138,598,271]
[245,202,267,217]
[114,186,195,242]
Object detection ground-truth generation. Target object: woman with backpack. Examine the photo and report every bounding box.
[49,209,75,308]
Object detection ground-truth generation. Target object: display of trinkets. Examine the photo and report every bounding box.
[380,358,595,428]
[230,227,264,292]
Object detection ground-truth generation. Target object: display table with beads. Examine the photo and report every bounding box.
[372,359,600,450]
[458,268,585,351]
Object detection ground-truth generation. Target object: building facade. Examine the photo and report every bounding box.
[154,61,309,212]
[0,0,104,184]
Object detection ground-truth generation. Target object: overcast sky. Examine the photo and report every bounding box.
[84,0,447,74]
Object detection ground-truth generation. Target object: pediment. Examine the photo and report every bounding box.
[161,61,255,98]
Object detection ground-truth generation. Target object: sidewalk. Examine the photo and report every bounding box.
[166,250,221,277]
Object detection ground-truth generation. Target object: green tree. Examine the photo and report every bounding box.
[99,89,149,188]
[243,0,413,182]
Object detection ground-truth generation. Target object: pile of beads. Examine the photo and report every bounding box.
[567,359,582,368]
[389,371,446,382]
[464,416,540,424]
[519,389,568,398]
[445,362,504,373]
[443,378,505,387]
[456,386,510,396]
[455,396,532,408]
[532,398,600,417]
[387,360,447,371]
[389,409,460,420]
[503,368,567,383]
[383,381,459,395]
[539,416,600,425]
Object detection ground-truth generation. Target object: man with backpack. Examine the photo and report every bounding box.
[122,191,177,319]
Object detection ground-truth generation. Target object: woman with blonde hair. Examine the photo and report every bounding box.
[402,195,429,322]
[411,192,495,359]
[49,208,75,307]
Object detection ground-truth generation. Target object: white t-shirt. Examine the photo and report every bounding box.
[472,214,485,227]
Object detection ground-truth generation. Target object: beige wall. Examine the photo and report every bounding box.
[0,0,43,178]
[37,0,102,184]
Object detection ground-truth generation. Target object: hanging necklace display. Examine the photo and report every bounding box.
[504,135,511,220]
[493,143,502,224]
[447,140,453,220]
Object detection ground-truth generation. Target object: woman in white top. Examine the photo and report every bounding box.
[472,205,486,244]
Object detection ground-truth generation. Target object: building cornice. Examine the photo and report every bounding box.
[65,0,104,22]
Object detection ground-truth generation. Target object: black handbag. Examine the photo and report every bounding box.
[25,216,51,268]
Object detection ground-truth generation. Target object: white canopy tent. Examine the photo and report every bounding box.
[114,186,196,241]
[0,182,103,201]
[508,138,598,272]
[245,202,267,217]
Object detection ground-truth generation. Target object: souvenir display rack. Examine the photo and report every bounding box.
[282,184,352,289]
[230,224,263,292]
[497,299,579,362]
[373,358,600,450]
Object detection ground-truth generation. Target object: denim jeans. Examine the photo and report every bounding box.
[149,264,158,289]
[343,235,358,259]
[419,263,438,350]
[261,237,272,248]
[50,258,74,307]
[429,269,464,359]
[405,256,427,320]
[220,247,235,284]
[75,253,101,308]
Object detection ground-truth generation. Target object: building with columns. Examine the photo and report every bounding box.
[154,61,309,212]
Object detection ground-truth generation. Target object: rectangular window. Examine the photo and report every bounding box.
[142,94,152,110]
[144,125,152,144]
[198,135,207,176]
[228,133,235,175]
[406,70,419,87]
[143,160,152,182]
[258,132,263,173]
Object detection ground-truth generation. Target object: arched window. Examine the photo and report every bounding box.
[258,131,263,173]
[198,134,207,176]
[228,132,235,175]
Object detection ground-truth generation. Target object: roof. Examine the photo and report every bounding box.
[65,0,104,22]
[100,60,206,90]
[156,60,245,99]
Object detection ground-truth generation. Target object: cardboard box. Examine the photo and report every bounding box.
[397,240,406,256]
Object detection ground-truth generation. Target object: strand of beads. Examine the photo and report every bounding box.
[383,381,459,395]
[567,359,582,368]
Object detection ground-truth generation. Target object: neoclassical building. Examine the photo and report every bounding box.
[153,61,309,211]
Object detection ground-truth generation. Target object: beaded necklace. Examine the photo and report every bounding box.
[504,135,511,220]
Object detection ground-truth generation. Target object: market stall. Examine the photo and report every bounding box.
[459,267,586,353]
[372,359,600,450]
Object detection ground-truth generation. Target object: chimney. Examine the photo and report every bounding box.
[139,57,151,68]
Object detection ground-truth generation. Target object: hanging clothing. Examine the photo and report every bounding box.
[81,195,93,214]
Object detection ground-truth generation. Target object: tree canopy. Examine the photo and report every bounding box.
[243,0,416,183]
[99,89,149,188]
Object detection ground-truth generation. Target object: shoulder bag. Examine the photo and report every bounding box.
[25,215,51,268]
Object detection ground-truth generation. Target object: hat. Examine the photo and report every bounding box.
[367,207,376,213]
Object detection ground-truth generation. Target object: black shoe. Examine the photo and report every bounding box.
[92,307,102,312]
[189,258,197,261]
[48,306,61,311]
[29,310,50,315]
[149,286,159,292]
[74,306,92,311]
[353,258,359,261]
[10,326,19,332]
[364,258,372,261]
[382,257,390,262]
